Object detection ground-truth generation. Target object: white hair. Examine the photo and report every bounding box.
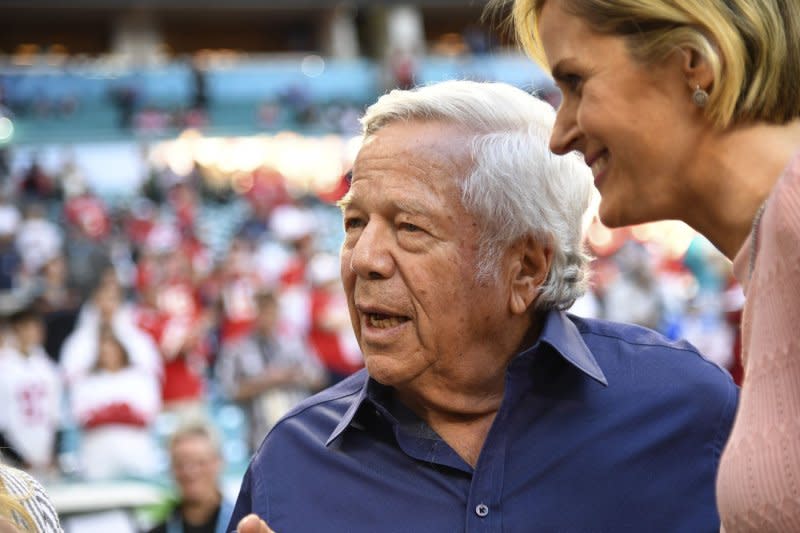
[360,80,593,311]
[169,421,222,456]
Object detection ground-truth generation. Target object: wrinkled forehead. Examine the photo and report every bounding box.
[367,118,472,156]
[350,121,473,191]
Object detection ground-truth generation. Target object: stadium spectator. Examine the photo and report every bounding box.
[135,254,211,418]
[307,253,362,384]
[0,200,21,291]
[216,237,260,344]
[0,307,61,474]
[69,326,161,480]
[270,205,317,339]
[15,202,62,277]
[18,158,57,203]
[146,423,234,533]
[62,189,112,298]
[603,242,665,330]
[217,291,323,452]
[35,252,82,363]
[60,271,161,382]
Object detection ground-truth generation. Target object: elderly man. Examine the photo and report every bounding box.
[230,81,737,533]
[148,423,234,533]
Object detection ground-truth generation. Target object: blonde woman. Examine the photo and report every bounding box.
[505,0,800,531]
[0,463,62,532]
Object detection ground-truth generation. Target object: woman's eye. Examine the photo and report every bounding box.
[563,74,583,92]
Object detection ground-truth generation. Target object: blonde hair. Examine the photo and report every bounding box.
[503,0,800,128]
[0,473,36,532]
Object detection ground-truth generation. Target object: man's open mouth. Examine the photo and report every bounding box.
[365,313,410,329]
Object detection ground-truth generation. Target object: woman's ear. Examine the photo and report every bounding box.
[681,46,714,94]
[508,235,553,315]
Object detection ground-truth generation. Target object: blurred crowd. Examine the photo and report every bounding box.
[0,151,362,486]
[574,235,744,384]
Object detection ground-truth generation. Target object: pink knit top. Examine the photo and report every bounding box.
[716,149,800,532]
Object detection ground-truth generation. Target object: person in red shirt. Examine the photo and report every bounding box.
[307,254,362,384]
[135,253,211,414]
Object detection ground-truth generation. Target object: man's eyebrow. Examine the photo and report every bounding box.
[337,195,431,217]
[393,198,431,217]
[337,193,353,211]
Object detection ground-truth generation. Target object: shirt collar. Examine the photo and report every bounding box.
[326,374,370,446]
[531,310,608,387]
[325,310,607,446]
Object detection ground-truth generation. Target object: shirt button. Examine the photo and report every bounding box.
[475,504,489,517]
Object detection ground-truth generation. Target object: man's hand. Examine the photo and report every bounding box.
[236,514,276,533]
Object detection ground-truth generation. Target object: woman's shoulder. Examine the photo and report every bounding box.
[762,147,800,261]
[781,147,800,186]
[768,148,800,225]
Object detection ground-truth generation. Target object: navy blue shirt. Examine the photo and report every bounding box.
[230,311,738,533]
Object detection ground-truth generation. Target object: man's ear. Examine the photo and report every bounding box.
[507,235,553,316]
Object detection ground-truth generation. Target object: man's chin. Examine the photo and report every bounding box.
[364,354,419,388]
[181,487,214,503]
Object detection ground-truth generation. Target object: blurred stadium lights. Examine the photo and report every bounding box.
[587,216,697,260]
[150,130,353,194]
[300,54,326,78]
[0,116,14,143]
[631,221,696,259]
[345,135,363,164]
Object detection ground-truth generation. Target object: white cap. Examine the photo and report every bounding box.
[0,205,21,235]
[308,253,340,286]
[145,222,180,254]
[270,205,317,242]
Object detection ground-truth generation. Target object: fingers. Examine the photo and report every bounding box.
[0,517,23,533]
[237,514,276,533]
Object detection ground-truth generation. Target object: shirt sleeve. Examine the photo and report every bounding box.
[228,465,255,531]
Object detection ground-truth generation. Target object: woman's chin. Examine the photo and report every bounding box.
[598,200,657,229]
[597,203,628,229]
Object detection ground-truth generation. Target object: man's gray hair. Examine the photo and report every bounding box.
[360,80,593,311]
[168,421,222,456]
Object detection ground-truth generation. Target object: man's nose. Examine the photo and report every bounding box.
[349,222,395,280]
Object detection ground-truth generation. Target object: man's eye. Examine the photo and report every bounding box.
[344,217,365,230]
[399,222,422,233]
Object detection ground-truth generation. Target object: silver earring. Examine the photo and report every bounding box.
[692,85,709,108]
